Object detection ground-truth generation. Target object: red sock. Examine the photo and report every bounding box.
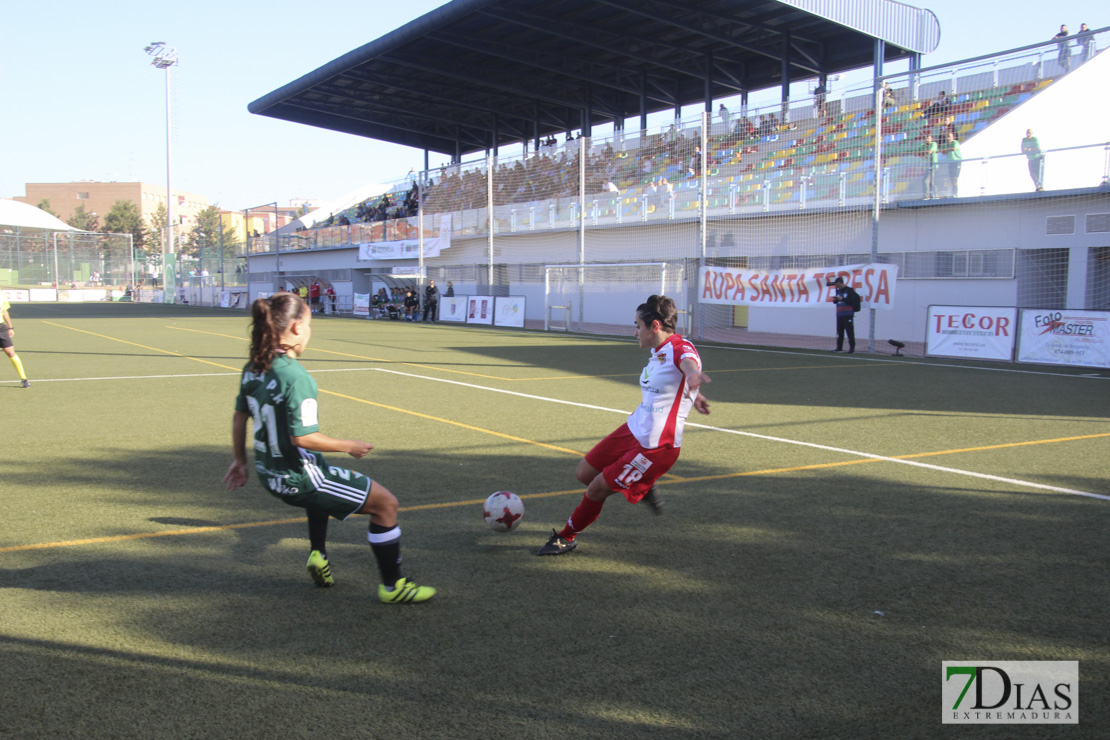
[558,494,605,540]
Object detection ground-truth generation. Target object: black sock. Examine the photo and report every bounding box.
[307,509,330,556]
[368,522,403,587]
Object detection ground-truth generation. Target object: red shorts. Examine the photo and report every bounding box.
[585,423,680,503]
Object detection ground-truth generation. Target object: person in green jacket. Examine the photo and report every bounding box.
[943,132,962,197]
[921,133,938,199]
[1022,129,1044,192]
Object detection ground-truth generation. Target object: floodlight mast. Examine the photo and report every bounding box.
[144,42,179,303]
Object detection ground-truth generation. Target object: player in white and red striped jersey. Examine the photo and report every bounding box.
[537,295,711,556]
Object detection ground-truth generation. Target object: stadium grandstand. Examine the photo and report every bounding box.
[238,0,1109,362]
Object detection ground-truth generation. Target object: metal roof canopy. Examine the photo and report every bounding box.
[248,0,939,159]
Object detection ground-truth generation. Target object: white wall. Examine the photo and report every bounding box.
[959,51,1110,197]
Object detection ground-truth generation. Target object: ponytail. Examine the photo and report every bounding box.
[636,294,678,333]
[248,293,307,372]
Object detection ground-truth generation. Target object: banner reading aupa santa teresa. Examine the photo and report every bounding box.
[699,263,898,310]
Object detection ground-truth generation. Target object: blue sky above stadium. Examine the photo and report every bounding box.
[1,0,1102,211]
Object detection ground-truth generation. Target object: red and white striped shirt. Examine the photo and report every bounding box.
[627,334,702,449]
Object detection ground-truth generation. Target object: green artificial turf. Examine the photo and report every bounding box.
[1,302,1107,739]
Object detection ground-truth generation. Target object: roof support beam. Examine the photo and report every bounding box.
[378,53,595,116]
[310,83,528,142]
[644,0,824,47]
[595,0,818,74]
[476,6,725,84]
[337,68,569,133]
[423,31,646,98]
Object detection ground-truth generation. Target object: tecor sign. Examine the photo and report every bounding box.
[942,661,1078,724]
[925,305,1017,361]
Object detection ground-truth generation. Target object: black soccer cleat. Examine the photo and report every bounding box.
[21,379,30,388]
[641,486,664,515]
[536,529,578,556]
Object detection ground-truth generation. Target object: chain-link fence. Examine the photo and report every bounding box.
[0,230,135,289]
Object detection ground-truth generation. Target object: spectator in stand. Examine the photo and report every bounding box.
[604,179,621,195]
[735,117,756,140]
[942,132,962,198]
[1022,129,1045,192]
[659,177,674,201]
[882,81,897,108]
[921,133,938,200]
[938,115,958,146]
[1078,23,1095,63]
[1054,25,1072,73]
[718,103,730,128]
[422,280,439,323]
[923,91,950,119]
[813,81,827,117]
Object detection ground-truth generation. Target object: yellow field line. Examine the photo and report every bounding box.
[14,325,1102,554]
[6,430,1103,554]
[168,326,514,381]
[892,432,1110,459]
[0,518,305,553]
[44,322,240,371]
[318,388,583,456]
[42,322,586,458]
[168,325,882,383]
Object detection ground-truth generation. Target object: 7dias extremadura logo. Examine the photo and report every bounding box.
[942,661,1078,724]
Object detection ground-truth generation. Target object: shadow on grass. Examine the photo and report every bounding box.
[13,303,238,319]
[1,464,1107,738]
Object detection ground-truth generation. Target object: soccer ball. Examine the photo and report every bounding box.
[483,491,524,532]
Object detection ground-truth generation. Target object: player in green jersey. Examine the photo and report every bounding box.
[223,292,435,604]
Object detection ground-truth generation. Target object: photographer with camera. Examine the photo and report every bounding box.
[828,276,861,353]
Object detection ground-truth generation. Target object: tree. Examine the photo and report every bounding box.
[184,205,238,260]
[66,204,100,232]
[148,201,167,253]
[102,200,147,252]
[36,199,59,218]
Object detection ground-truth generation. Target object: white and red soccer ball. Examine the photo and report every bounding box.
[483,491,524,532]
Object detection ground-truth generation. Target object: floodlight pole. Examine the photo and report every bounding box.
[145,42,179,304]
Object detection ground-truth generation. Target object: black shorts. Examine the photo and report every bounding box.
[0,325,11,349]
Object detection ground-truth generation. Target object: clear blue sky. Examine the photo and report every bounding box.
[1,1,1102,211]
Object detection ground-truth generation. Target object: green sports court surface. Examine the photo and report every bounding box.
[1,302,1107,738]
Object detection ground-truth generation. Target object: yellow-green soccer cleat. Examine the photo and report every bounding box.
[378,577,436,604]
[305,550,334,588]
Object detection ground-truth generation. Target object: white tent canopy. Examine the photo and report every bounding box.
[0,199,76,231]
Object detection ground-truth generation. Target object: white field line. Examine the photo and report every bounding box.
[477,326,1110,381]
[371,367,1110,502]
[16,365,1106,501]
[3,367,378,384]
